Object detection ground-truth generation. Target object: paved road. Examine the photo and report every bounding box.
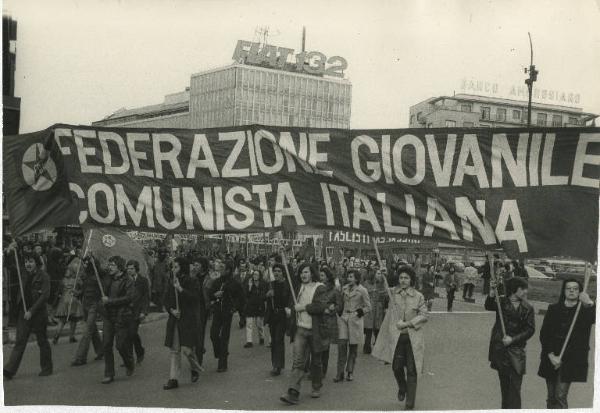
[2,295,594,410]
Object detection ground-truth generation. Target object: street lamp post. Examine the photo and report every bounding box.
[524,32,538,128]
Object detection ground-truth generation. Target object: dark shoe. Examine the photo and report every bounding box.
[280,389,299,405]
[333,374,344,382]
[346,373,354,381]
[39,370,53,377]
[363,346,372,354]
[244,342,253,348]
[191,370,199,383]
[71,360,87,367]
[163,379,178,390]
[270,367,281,376]
[310,389,321,398]
[259,338,265,345]
[137,354,145,364]
[397,387,406,402]
[3,369,14,380]
[94,354,104,361]
[126,365,135,376]
[69,337,77,343]
[101,376,114,384]
[217,358,228,372]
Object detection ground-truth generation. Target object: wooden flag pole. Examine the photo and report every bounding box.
[372,238,397,314]
[13,248,28,313]
[557,262,592,362]
[488,253,507,336]
[89,253,107,298]
[279,248,298,305]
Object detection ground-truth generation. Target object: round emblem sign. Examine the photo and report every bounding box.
[102,234,116,248]
[21,143,57,191]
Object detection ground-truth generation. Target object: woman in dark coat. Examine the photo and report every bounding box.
[319,267,343,378]
[538,278,595,408]
[163,257,203,390]
[243,270,267,347]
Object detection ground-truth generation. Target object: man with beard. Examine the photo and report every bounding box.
[265,263,291,376]
[4,251,53,379]
[209,259,245,372]
[101,255,136,384]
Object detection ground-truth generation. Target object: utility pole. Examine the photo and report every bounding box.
[524,32,538,127]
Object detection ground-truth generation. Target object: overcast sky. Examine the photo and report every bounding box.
[4,0,600,133]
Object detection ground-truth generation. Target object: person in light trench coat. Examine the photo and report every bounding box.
[372,265,428,410]
[334,270,371,382]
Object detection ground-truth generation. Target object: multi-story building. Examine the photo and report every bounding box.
[94,45,352,129]
[409,93,597,129]
[3,15,20,135]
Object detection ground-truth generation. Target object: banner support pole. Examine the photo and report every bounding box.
[13,247,27,314]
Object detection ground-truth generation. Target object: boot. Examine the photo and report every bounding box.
[217,357,228,372]
[405,379,417,410]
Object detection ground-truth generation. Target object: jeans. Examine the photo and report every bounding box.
[74,305,103,362]
[4,311,53,376]
[497,369,523,409]
[169,324,202,381]
[288,327,323,393]
[337,340,358,376]
[462,284,474,299]
[447,288,456,311]
[245,316,264,343]
[545,372,571,409]
[211,310,233,360]
[103,317,134,378]
[195,308,208,364]
[269,314,286,369]
[392,333,417,392]
[131,319,145,359]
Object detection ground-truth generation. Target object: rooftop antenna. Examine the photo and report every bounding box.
[254,26,270,48]
[302,26,306,52]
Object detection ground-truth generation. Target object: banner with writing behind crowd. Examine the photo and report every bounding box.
[3,124,600,261]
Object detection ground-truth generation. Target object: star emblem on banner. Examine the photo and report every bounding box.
[21,143,57,191]
[102,234,116,248]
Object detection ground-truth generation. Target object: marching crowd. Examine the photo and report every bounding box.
[2,239,595,410]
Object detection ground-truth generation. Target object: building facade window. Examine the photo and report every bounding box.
[445,120,456,127]
[410,115,415,125]
[463,121,474,127]
[552,114,562,127]
[513,109,521,121]
[481,107,490,120]
[568,116,579,125]
[537,113,547,126]
[461,104,472,112]
[497,108,506,122]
